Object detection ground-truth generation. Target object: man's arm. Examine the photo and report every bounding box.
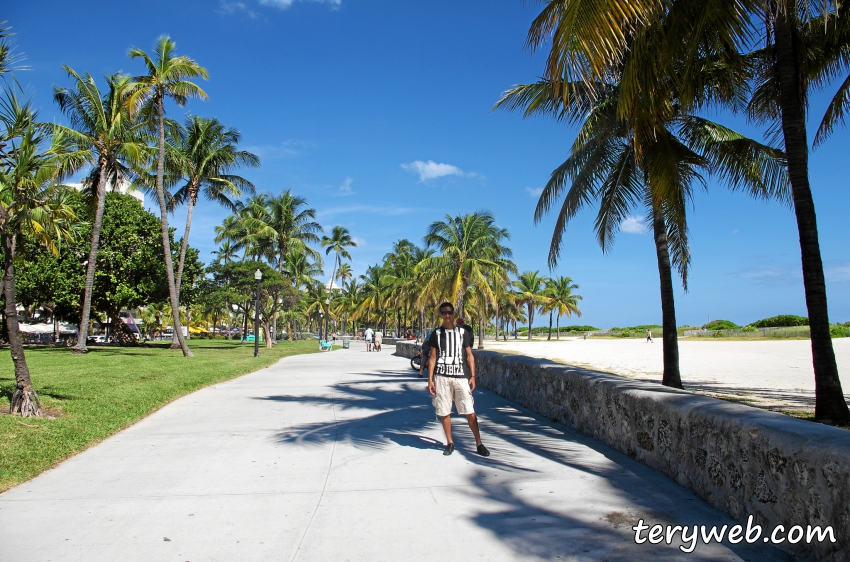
[465,346,476,391]
[427,347,437,395]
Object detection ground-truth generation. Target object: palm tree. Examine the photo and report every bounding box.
[1,100,79,416]
[518,0,849,423]
[214,239,239,266]
[513,271,549,341]
[336,262,353,286]
[321,226,356,293]
[52,69,148,354]
[241,191,323,271]
[543,276,582,340]
[283,250,323,290]
[497,26,788,388]
[418,212,515,317]
[167,116,258,347]
[170,116,259,304]
[239,191,323,337]
[745,1,850,423]
[354,265,387,330]
[128,36,208,358]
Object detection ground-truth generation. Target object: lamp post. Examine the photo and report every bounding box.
[253,269,262,357]
[319,309,324,340]
[324,297,330,342]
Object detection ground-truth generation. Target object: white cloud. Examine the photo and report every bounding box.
[217,1,259,18]
[620,216,647,234]
[525,187,543,198]
[401,160,466,182]
[339,177,354,194]
[731,229,739,235]
[351,236,366,247]
[259,0,342,9]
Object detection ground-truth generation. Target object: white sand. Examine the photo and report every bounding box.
[482,336,850,411]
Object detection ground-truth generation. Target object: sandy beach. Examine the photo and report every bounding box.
[483,336,850,412]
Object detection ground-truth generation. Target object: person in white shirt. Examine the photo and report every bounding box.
[364,327,374,352]
[427,302,489,457]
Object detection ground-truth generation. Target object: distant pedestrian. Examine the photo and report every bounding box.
[374,330,383,352]
[646,330,654,343]
[364,327,374,352]
[427,302,489,457]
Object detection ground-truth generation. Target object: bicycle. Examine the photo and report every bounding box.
[410,344,422,371]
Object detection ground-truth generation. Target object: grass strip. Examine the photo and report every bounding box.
[0,339,320,492]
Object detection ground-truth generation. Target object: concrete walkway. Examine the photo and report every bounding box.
[0,346,788,561]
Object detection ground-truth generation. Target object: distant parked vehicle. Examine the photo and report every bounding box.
[86,335,106,344]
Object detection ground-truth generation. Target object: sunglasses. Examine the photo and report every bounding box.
[439,310,454,315]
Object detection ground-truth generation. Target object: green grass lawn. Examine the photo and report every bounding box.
[0,339,320,492]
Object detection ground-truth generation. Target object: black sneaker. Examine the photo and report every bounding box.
[443,443,454,456]
[476,444,490,457]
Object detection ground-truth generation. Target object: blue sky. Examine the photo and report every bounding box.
[8,0,850,328]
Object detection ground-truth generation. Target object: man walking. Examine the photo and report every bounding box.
[364,326,374,352]
[427,302,490,457]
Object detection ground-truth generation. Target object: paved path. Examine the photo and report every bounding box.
[0,346,788,561]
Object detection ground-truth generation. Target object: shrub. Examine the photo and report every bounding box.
[831,324,850,338]
[741,326,757,332]
[750,314,809,328]
[704,319,739,330]
[560,325,599,333]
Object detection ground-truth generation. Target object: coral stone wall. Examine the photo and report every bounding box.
[397,341,850,561]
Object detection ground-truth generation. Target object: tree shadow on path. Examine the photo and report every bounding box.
[255,368,790,561]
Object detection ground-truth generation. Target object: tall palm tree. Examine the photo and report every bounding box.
[519,0,849,423]
[1,99,79,416]
[128,36,208,357]
[513,271,549,341]
[52,68,148,354]
[170,115,259,303]
[321,226,356,296]
[543,276,582,340]
[498,13,788,388]
[746,0,850,423]
[418,212,515,317]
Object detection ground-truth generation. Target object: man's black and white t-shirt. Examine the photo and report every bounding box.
[428,326,473,378]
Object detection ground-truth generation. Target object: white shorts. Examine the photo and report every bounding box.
[432,376,474,416]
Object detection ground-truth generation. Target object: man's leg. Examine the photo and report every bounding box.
[440,414,453,444]
[465,413,482,445]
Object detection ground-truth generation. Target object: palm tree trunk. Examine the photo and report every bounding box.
[556,313,560,340]
[527,303,534,341]
[4,232,43,417]
[652,207,683,389]
[172,190,197,348]
[73,167,109,354]
[154,96,193,357]
[478,308,485,350]
[547,311,553,340]
[774,12,849,424]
